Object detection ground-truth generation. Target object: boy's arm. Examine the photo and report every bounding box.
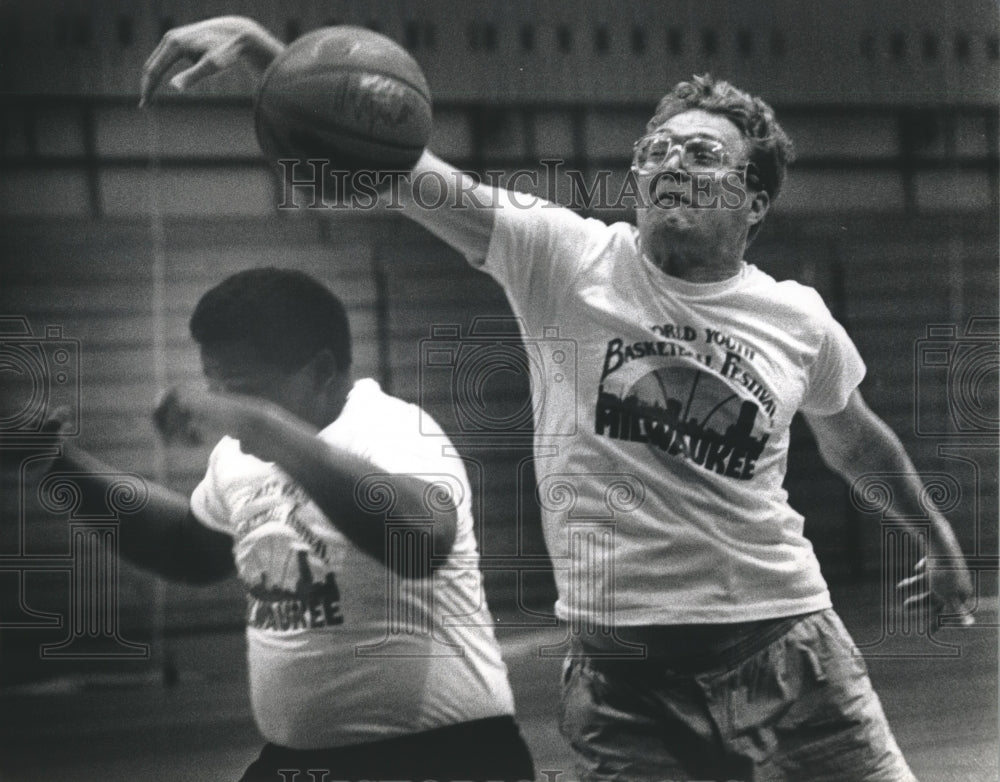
[50,443,235,584]
[804,389,974,621]
[160,387,458,579]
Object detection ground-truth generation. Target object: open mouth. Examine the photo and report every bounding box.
[652,190,691,208]
[648,171,693,208]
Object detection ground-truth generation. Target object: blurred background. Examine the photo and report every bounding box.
[0,1,997,780]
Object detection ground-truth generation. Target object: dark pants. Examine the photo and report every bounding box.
[239,715,535,782]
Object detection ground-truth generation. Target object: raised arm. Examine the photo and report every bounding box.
[391,150,497,264]
[804,389,974,621]
[140,18,498,262]
[160,386,457,579]
[139,16,284,107]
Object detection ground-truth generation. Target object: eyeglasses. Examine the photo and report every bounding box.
[631,132,737,175]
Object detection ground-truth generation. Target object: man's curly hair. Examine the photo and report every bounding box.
[647,74,796,217]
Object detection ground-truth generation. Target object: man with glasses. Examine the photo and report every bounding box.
[141,19,973,781]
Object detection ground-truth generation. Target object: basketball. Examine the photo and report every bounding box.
[254,26,432,174]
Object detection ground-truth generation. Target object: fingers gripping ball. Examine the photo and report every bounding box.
[254,26,432,177]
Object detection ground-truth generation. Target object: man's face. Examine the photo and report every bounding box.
[200,341,321,425]
[634,109,759,253]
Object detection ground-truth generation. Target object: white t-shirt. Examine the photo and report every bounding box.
[191,378,514,749]
[477,192,866,626]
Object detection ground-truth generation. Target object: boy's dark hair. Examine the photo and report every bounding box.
[190,267,352,372]
[647,74,796,241]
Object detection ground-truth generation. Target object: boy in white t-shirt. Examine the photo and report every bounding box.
[50,268,534,782]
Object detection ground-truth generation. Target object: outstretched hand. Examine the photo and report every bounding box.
[139,15,285,107]
[897,556,976,626]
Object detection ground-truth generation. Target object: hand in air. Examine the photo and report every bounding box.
[139,16,284,107]
[153,384,252,447]
[153,384,294,463]
[12,406,76,484]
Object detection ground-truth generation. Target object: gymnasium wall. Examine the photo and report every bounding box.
[1,0,997,679]
[1,0,998,104]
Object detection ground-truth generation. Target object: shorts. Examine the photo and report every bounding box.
[558,609,917,782]
[239,715,535,782]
